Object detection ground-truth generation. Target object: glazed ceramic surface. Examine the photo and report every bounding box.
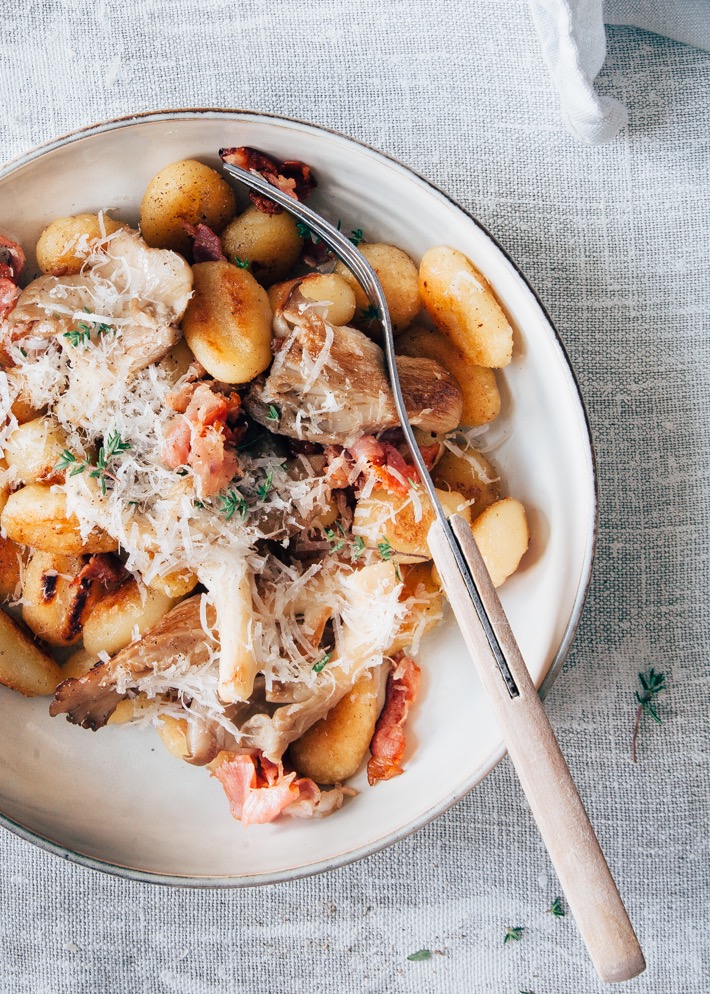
[0,111,595,885]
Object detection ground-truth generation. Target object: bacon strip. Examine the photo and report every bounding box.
[344,434,434,496]
[0,233,25,321]
[219,147,316,216]
[211,752,343,825]
[181,221,226,263]
[367,651,421,785]
[74,553,131,592]
[163,381,242,497]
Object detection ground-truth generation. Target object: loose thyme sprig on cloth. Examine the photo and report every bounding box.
[631,667,667,763]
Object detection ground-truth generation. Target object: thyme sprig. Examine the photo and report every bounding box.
[503,926,525,944]
[296,219,365,249]
[63,311,113,348]
[351,535,365,560]
[216,489,249,522]
[359,303,381,325]
[325,523,346,553]
[256,469,273,500]
[631,667,667,763]
[377,537,402,580]
[546,897,565,918]
[312,649,333,673]
[55,430,131,496]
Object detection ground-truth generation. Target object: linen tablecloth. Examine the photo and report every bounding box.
[1,2,708,991]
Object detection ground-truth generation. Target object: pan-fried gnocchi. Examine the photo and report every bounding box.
[0,145,530,828]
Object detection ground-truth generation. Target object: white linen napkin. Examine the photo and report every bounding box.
[529,0,710,143]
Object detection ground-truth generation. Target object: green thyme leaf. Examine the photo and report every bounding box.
[349,228,364,246]
[407,949,432,962]
[312,650,333,673]
[377,537,393,561]
[359,303,381,324]
[63,325,92,348]
[256,469,273,500]
[266,405,280,422]
[631,667,667,762]
[217,489,248,522]
[503,926,525,944]
[233,256,250,269]
[325,527,346,553]
[351,535,365,560]
[547,897,565,918]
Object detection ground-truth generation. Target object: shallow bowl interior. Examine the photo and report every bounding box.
[0,111,595,885]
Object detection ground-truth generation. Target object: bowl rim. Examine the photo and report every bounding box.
[0,107,598,888]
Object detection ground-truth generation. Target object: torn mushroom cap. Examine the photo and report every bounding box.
[245,289,462,445]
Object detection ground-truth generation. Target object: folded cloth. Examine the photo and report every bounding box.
[529,0,710,144]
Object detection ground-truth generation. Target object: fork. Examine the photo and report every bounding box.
[221,159,646,983]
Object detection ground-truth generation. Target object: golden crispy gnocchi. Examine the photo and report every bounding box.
[471,498,529,587]
[0,607,63,697]
[4,416,69,485]
[289,668,385,784]
[182,261,273,383]
[432,446,500,520]
[1,484,118,555]
[36,213,125,276]
[140,159,237,255]
[21,551,106,647]
[221,206,303,286]
[81,581,177,657]
[419,246,514,368]
[353,486,471,563]
[268,272,357,327]
[397,324,501,426]
[0,536,22,601]
[335,243,420,335]
[389,562,444,654]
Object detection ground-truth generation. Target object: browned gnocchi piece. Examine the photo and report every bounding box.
[397,324,501,426]
[334,243,421,335]
[4,416,68,485]
[182,261,273,383]
[36,213,125,276]
[267,272,357,327]
[140,159,237,256]
[21,551,106,647]
[1,484,118,555]
[221,206,303,286]
[0,536,22,601]
[0,607,63,697]
[353,486,471,563]
[418,246,513,368]
[432,447,500,520]
[388,561,444,653]
[289,668,384,784]
[81,581,177,657]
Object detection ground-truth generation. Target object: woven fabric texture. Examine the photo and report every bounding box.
[1,2,708,992]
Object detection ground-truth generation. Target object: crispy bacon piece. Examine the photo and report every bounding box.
[74,553,131,592]
[0,233,25,321]
[327,435,437,495]
[163,381,242,497]
[219,146,316,215]
[181,221,226,263]
[367,651,421,785]
[211,751,344,825]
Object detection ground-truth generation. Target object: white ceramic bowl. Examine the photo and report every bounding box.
[0,110,595,885]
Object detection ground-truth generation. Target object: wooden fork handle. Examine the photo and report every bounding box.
[427,514,646,983]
